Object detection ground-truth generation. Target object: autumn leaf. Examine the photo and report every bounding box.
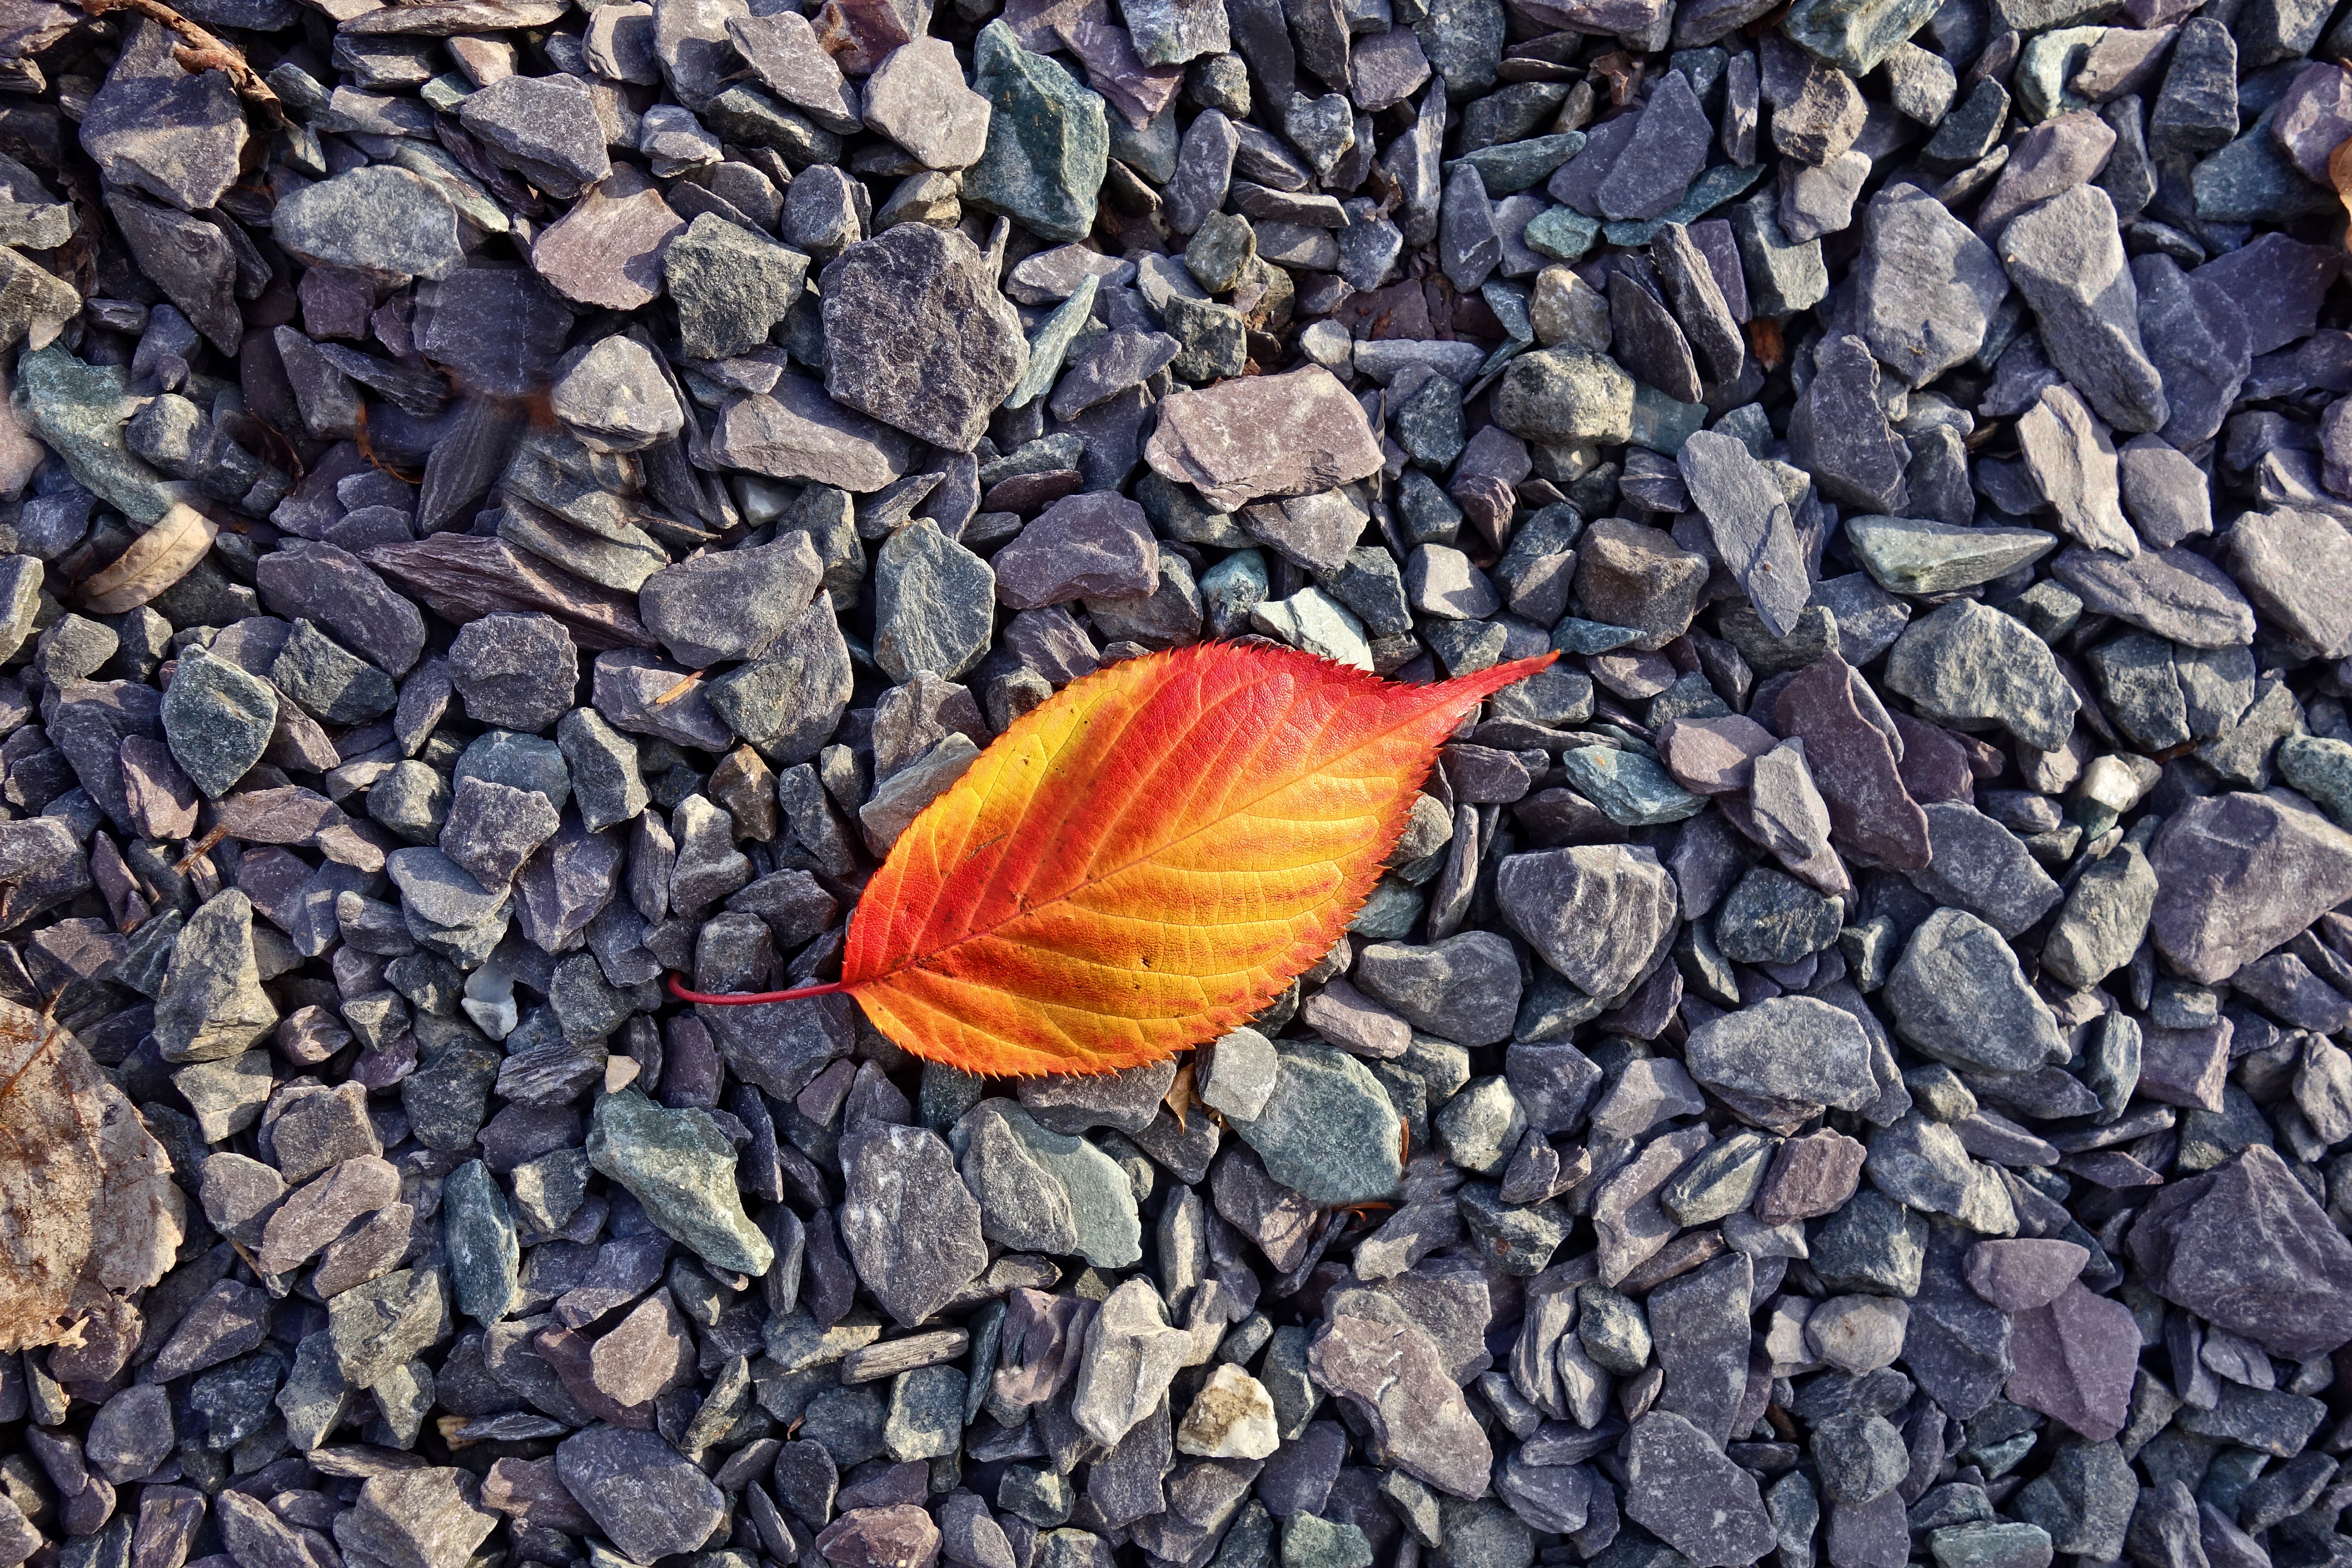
[0,999,185,1352]
[674,642,1555,1076]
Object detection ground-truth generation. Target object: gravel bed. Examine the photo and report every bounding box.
[2,6,2352,1568]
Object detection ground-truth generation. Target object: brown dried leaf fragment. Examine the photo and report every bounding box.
[0,999,184,1353]
[2331,136,2352,255]
[1164,1058,1197,1130]
[79,501,219,613]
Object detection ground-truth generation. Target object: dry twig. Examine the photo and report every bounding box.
[71,0,285,124]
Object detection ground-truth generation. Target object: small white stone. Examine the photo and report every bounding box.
[1300,318,1353,374]
[1175,1362,1279,1459]
[1805,1293,1910,1375]
[1200,1027,1278,1121]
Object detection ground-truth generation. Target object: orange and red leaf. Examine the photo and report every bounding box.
[824,642,1554,1077]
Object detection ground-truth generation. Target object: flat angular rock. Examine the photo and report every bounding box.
[1996,184,2168,435]
[460,74,612,193]
[155,889,277,1063]
[714,375,914,492]
[840,1123,988,1325]
[963,20,1110,243]
[586,1088,775,1275]
[164,646,277,798]
[641,534,825,668]
[1965,1240,2088,1311]
[555,1427,726,1563]
[1596,72,1711,223]
[665,214,812,362]
[1677,430,1807,637]
[1622,1411,1778,1567]
[2228,508,2352,660]
[1908,801,2063,939]
[823,225,1026,452]
[1146,366,1384,511]
[81,21,248,214]
[1685,996,1878,1110]
[2052,544,2255,650]
[2017,386,2135,556]
[334,1468,499,1568]
[531,167,686,311]
[2148,789,2352,984]
[1071,1277,1192,1447]
[865,37,991,167]
[276,166,463,282]
[1884,600,2080,754]
[1775,657,1931,868]
[1233,1042,1405,1206]
[1495,846,1675,1002]
[2005,1281,2137,1441]
[1854,183,2007,386]
[1790,334,1910,513]
[448,613,579,734]
[995,492,1158,607]
[1309,1311,1492,1498]
[1887,908,2065,1075]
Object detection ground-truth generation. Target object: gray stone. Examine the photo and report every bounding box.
[1623,1411,1778,1566]
[822,225,1025,452]
[1887,908,2065,1074]
[1495,846,1675,1003]
[666,214,811,361]
[1884,600,2080,753]
[1996,184,2167,435]
[587,1088,775,1274]
[840,1123,988,1325]
[163,646,277,798]
[1233,1042,1405,1206]
[556,1427,726,1563]
[1685,995,1878,1109]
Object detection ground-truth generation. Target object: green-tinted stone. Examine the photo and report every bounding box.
[1523,205,1601,263]
[1558,745,1707,825]
[1603,160,1769,245]
[1003,273,1100,409]
[1261,1326,1323,1440]
[2193,108,2333,223]
[1446,132,1585,195]
[1628,383,1707,454]
[1846,514,2058,594]
[154,889,278,1064]
[18,346,177,523]
[1784,0,1943,74]
[963,21,1109,244]
[1661,1129,1781,1226]
[2013,26,2104,121]
[1283,1514,1374,1568]
[1552,617,1643,653]
[587,1088,776,1274]
[1928,1523,2057,1568]
[1730,188,1828,316]
[1456,1180,1569,1276]
[2281,736,2352,829]
[1219,1503,1278,1568]
[162,646,279,799]
[884,1365,967,1461]
[443,1158,520,1325]
[1166,294,1248,382]
[1234,1042,1404,1206]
